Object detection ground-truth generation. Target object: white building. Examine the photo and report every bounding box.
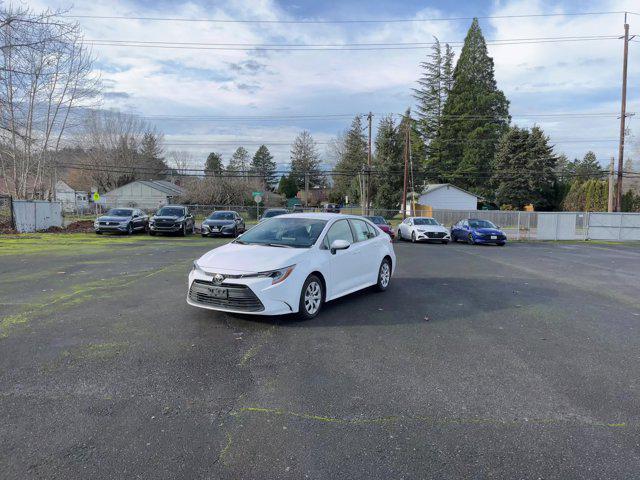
[100,180,186,210]
[54,180,90,212]
[417,184,480,210]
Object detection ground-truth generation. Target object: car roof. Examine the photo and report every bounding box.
[210,210,236,213]
[278,212,369,221]
[162,205,186,208]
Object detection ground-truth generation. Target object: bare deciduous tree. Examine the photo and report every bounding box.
[0,4,101,198]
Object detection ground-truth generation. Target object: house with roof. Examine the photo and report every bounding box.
[54,180,91,212]
[416,183,480,210]
[99,180,186,210]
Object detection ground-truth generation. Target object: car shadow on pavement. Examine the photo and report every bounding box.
[213,276,559,328]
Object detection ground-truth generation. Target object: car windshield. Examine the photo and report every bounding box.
[414,218,438,225]
[156,207,184,217]
[208,212,235,220]
[263,210,287,218]
[106,209,133,217]
[236,218,327,248]
[469,219,497,229]
[366,216,387,225]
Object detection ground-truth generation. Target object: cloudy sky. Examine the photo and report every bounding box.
[30,0,640,170]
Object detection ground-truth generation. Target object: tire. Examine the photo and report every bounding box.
[149,230,156,236]
[374,258,392,292]
[190,224,195,235]
[441,240,449,245]
[95,230,102,235]
[181,223,187,237]
[297,275,323,320]
[201,233,207,238]
[126,223,133,235]
[411,231,416,243]
[397,230,402,241]
[467,233,475,245]
[451,234,457,243]
[231,227,237,238]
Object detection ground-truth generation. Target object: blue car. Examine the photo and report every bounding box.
[451,218,507,246]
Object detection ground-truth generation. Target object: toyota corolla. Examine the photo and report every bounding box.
[187,213,396,319]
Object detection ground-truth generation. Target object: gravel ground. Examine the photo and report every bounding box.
[1,234,639,479]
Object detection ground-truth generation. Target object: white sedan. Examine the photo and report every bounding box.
[397,217,450,244]
[187,213,396,319]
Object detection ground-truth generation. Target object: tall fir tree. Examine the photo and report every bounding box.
[139,132,168,178]
[413,38,455,150]
[277,174,299,198]
[492,125,558,210]
[289,130,325,189]
[204,152,224,175]
[372,115,403,212]
[526,126,558,210]
[250,145,277,190]
[227,147,250,180]
[428,18,510,194]
[332,116,368,204]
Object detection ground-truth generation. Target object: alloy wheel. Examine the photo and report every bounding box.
[379,261,390,288]
[304,281,322,315]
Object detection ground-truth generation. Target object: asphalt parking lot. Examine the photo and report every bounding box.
[1,235,640,479]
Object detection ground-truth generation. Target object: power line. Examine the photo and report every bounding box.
[60,11,628,24]
[84,35,620,51]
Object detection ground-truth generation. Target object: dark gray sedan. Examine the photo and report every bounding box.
[94,208,148,235]
[201,210,245,237]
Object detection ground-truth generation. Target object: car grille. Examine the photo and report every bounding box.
[99,221,121,226]
[426,232,446,238]
[189,280,264,312]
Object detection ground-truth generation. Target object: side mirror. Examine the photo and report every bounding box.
[330,239,350,254]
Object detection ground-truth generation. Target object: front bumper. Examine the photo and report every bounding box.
[414,231,450,242]
[201,225,236,236]
[95,222,128,232]
[474,234,506,244]
[187,268,300,315]
[150,222,182,233]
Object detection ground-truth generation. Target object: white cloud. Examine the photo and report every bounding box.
[29,0,640,165]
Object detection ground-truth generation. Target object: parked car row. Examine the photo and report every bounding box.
[95,205,196,236]
[395,216,507,246]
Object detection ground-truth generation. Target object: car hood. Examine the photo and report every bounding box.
[97,216,130,222]
[152,215,182,221]
[415,225,448,232]
[203,219,235,226]
[475,228,503,235]
[197,242,309,273]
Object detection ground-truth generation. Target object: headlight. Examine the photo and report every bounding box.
[192,261,205,273]
[243,265,296,285]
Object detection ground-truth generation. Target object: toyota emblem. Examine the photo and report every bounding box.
[213,273,224,285]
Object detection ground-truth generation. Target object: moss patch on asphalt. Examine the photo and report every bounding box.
[0,233,224,256]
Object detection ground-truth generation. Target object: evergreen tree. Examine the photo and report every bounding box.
[289,130,325,189]
[332,116,368,204]
[526,126,558,210]
[413,38,454,146]
[372,115,403,212]
[492,126,558,210]
[227,147,250,179]
[493,127,531,209]
[139,132,168,178]
[428,18,510,194]
[204,152,224,175]
[278,174,299,198]
[250,145,277,190]
[573,151,604,181]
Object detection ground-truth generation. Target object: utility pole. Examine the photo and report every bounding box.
[608,157,615,212]
[616,15,633,211]
[402,119,409,220]
[304,171,309,207]
[366,112,373,215]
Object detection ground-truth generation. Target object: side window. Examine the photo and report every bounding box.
[324,220,354,248]
[365,222,379,238]
[350,219,370,242]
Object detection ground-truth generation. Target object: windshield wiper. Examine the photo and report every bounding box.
[234,239,249,245]
[266,243,295,248]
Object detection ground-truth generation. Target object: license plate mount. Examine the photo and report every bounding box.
[208,286,228,298]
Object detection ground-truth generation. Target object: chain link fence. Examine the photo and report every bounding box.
[54,201,640,241]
